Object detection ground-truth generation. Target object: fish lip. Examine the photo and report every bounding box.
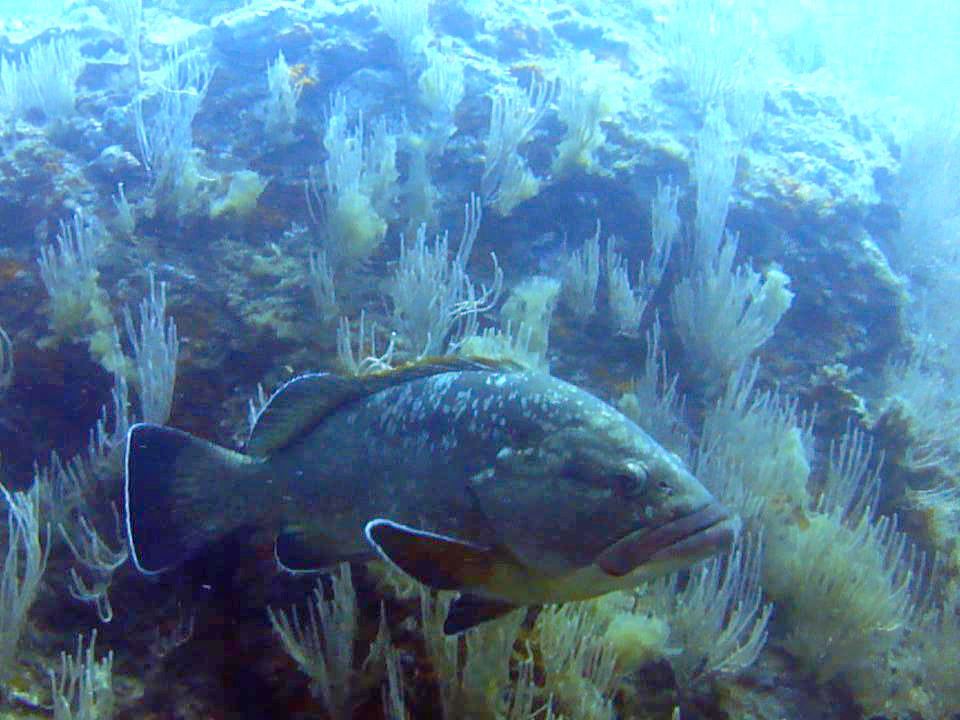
[596,503,739,577]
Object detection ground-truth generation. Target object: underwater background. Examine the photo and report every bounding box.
[0,0,958,717]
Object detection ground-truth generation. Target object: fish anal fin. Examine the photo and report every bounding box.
[275,527,369,574]
[364,518,506,591]
[444,593,518,635]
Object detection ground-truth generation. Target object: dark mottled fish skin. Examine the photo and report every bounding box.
[269,370,562,554]
[124,363,736,620]
[268,369,710,570]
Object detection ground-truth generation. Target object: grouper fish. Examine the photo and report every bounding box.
[124,358,738,633]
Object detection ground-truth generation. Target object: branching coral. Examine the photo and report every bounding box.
[0,35,85,122]
[640,533,772,687]
[671,233,794,394]
[560,223,601,324]
[617,317,691,459]
[907,482,960,596]
[499,276,560,359]
[537,603,619,720]
[38,213,105,343]
[419,587,525,720]
[388,196,502,358]
[50,631,115,720]
[267,564,357,716]
[699,361,813,523]
[762,424,931,689]
[482,77,555,216]
[308,93,399,267]
[551,51,624,176]
[123,272,179,426]
[879,349,960,474]
[0,481,50,696]
[135,46,212,219]
[264,51,301,145]
[777,514,919,674]
[372,0,431,76]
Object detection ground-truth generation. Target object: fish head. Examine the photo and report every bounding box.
[469,383,738,585]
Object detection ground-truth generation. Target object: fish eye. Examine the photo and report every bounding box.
[611,473,635,497]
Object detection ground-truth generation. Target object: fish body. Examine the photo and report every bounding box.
[125,359,737,632]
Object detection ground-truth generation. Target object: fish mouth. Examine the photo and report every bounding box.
[596,503,739,578]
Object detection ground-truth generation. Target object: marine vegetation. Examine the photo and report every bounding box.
[0,0,958,719]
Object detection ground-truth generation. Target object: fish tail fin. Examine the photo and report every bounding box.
[124,422,266,574]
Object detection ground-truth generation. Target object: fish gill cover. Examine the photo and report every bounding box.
[0,0,957,719]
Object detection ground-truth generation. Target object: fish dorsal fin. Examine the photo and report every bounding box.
[355,356,527,406]
[247,357,514,456]
[247,373,357,456]
[361,355,516,388]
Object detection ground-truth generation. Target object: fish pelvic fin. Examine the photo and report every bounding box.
[444,594,518,635]
[124,423,265,574]
[364,519,524,633]
[363,519,493,590]
[363,518,532,593]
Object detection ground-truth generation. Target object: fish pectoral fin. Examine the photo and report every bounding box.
[444,593,518,635]
[275,528,370,574]
[364,518,504,591]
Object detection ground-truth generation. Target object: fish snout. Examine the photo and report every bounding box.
[595,501,740,578]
